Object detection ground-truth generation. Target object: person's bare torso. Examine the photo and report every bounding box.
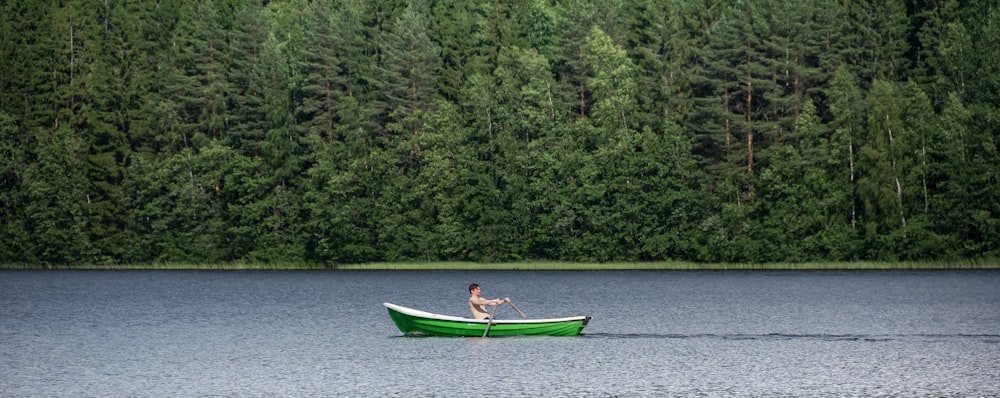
[468,296,490,319]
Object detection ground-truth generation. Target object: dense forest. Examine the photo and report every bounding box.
[1,0,998,265]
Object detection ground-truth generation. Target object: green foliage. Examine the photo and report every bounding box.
[0,112,27,261]
[582,27,638,132]
[2,0,998,264]
[23,126,93,264]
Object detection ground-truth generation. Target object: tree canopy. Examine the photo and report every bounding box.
[2,0,998,265]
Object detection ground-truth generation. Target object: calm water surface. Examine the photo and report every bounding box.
[2,270,998,397]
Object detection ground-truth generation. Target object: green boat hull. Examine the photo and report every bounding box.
[384,303,590,337]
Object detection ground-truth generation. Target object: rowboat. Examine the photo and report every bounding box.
[384,302,591,337]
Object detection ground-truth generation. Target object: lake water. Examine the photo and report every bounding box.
[2,270,999,397]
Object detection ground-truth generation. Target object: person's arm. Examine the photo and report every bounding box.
[470,296,509,306]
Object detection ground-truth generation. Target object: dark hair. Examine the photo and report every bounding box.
[468,283,480,294]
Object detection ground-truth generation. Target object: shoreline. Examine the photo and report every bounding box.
[2,260,998,271]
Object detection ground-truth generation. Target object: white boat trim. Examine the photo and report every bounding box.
[383,302,588,324]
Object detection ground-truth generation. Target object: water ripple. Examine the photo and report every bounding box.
[584,332,1000,342]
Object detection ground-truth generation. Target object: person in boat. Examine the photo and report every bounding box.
[468,283,510,320]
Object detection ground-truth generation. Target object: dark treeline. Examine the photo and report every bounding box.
[1,0,998,265]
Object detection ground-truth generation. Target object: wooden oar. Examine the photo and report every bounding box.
[509,302,528,319]
[482,304,499,337]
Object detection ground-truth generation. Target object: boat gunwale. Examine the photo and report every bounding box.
[383,302,589,324]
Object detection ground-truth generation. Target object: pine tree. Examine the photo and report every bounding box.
[380,0,441,160]
[517,0,560,57]
[289,0,342,145]
[430,0,488,101]
[78,0,141,262]
[0,2,15,114]
[0,112,27,261]
[226,0,268,155]
[146,1,228,150]
[842,0,910,82]
[933,92,998,257]
[551,0,601,120]
[330,0,382,146]
[757,98,856,260]
[118,0,183,157]
[622,0,700,132]
[694,0,778,202]
[23,126,92,263]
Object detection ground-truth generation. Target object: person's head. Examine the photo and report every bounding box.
[468,283,480,295]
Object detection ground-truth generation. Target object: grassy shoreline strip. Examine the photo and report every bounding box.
[337,260,999,270]
[0,262,327,270]
[2,260,998,271]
